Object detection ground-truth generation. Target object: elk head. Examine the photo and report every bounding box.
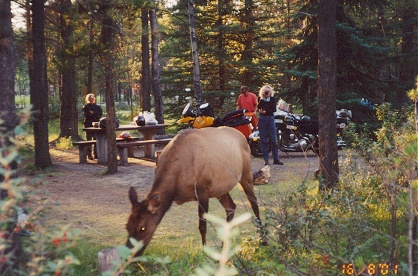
[126,187,161,256]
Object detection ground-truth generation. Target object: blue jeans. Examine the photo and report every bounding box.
[258,115,279,162]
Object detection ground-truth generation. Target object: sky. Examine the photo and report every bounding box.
[12,2,26,30]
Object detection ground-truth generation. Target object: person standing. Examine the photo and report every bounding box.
[82,93,102,160]
[237,86,258,129]
[257,85,283,166]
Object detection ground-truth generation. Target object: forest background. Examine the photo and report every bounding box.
[8,0,418,172]
[7,0,417,172]
[10,0,416,127]
[0,0,417,274]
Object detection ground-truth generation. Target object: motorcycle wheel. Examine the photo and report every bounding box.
[249,139,264,157]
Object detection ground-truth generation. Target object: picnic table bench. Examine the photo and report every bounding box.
[73,140,96,163]
[73,137,140,164]
[83,124,168,165]
[117,138,172,166]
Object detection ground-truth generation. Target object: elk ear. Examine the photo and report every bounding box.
[128,187,139,206]
[147,193,161,214]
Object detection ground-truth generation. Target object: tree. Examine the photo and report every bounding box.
[141,6,151,112]
[57,0,80,140]
[149,3,165,127]
[100,0,118,173]
[397,0,417,106]
[0,0,21,272]
[317,0,338,190]
[0,0,16,136]
[159,0,198,115]
[239,0,256,84]
[188,0,202,103]
[86,17,97,97]
[162,0,290,113]
[30,0,52,169]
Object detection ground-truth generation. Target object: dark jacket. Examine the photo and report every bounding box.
[83,103,102,127]
[257,97,277,116]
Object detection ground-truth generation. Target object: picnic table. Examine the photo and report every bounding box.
[83,124,168,165]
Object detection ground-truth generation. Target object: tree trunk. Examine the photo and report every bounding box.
[217,0,226,106]
[31,0,52,169]
[240,0,255,84]
[87,20,94,95]
[101,0,118,173]
[140,7,151,112]
[0,0,21,272]
[188,0,202,104]
[317,0,338,190]
[58,0,80,140]
[0,0,16,135]
[149,5,165,129]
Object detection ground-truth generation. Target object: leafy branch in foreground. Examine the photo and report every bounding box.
[100,214,252,276]
[1,113,80,275]
[194,213,252,276]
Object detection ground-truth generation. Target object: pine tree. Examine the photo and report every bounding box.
[286,0,402,127]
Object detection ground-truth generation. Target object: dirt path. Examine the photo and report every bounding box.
[24,146,320,246]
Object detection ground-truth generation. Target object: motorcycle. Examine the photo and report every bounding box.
[249,100,352,157]
[335,109,352,149]
[177,101,265,157]
[177,102,254,140]
[248,130,266,157]
[177,102,215,128]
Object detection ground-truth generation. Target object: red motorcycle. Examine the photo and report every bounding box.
[177,102,255,143]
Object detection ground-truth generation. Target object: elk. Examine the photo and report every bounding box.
[126,127,263,256]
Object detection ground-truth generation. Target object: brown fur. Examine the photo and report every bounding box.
[126,127,262,255]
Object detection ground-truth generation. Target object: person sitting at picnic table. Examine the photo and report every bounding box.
[82,93,102,160]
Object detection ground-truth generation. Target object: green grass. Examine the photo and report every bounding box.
[24,158,304,275]
[15,94,30,108]
[63,176,308,275]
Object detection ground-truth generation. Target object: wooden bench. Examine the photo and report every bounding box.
[73,140,96,163]
[117,136,141,157]
[117,138,172,166]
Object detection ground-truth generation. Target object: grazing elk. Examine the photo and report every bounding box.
[126,127,263,256]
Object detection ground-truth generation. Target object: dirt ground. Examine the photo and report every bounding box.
[23,145,320,247]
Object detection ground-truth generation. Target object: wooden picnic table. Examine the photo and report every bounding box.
[83,124,168,165]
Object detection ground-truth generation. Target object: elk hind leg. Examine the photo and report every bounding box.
[198,197,209,245]
[240,176,261,222]
[241,174,268,245]
[218,193,236,222]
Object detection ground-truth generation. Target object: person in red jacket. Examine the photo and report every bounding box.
[237,86,258,129]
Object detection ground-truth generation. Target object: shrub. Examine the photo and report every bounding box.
[256,102,414,275]
[56,137,73,150]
